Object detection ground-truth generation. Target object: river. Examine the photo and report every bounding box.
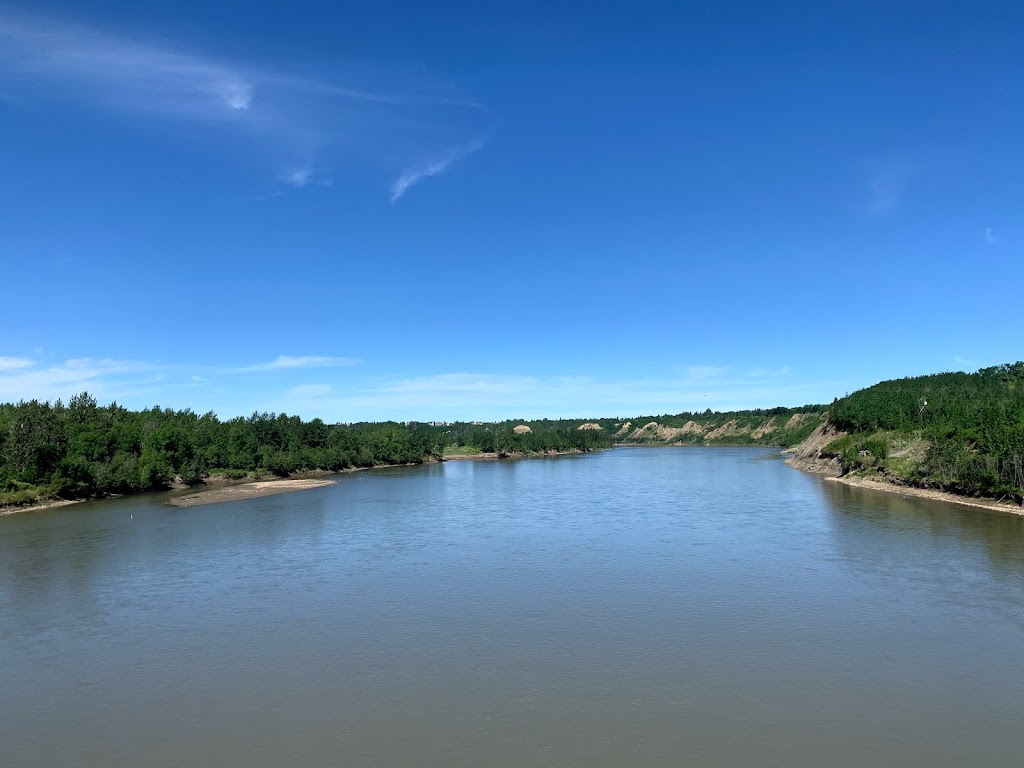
[3,447,1024,766]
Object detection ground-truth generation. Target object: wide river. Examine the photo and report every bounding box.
[3,447,1024,766]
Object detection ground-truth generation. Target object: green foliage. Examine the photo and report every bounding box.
[0,394,610,506]
[827,363,1024,499]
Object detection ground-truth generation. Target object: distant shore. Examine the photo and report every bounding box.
[0,448,593,516]
[826,474,1024,517]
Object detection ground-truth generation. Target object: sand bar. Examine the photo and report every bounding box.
[169,478,336,507]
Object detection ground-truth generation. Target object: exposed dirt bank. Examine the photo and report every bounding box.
[784,421,847,476]
[785,418,1023,516]
[168,478,336,507]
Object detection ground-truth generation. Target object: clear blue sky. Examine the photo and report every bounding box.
[1,1,1021,421]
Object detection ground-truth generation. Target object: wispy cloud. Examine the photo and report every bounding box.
[1,353,846,422]
[0,357,155,402]
[0,9,488,198]
[390,139,486,202]
[954,355,980,370]
[750,365,792,378]
[685,365,729,381]
[282,167,313,188]
[288,384,332,397]
[864,160,918,217]
[377,372,535,394]
[984,227,997,245]
[276,369,841,422]
[0,356,34,371]
[237,355,360,373]
[277,166,334,190]
[0,10,254,117]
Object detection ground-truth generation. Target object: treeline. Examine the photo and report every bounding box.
[0,395,615,507]
[826,363,1024,499]
[447,424,612,454]
[0,394,447,504]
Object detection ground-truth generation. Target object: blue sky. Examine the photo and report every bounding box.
[1,1,1021,421]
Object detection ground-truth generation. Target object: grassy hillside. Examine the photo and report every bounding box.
[808,363,1024,501]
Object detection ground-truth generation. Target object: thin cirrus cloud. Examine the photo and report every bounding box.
[277,369,842,422]
[864,159,918,217]
[0,10,254,117]
[0,357,154,402]
[0,356,35,371]
[390,139,486,202]
[0,354,840,421]
[0,9,489,199]
[236,355,361,373]
[984,227,997,245]
[278,166,333,190]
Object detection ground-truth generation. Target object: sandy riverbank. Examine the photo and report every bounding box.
[827,474,1024,517]
[168,478,336,507]
[2,449,594,516]
[0,498,83,517]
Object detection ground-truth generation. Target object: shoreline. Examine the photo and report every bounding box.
[0,498,84,517]
[0,448,591,517]
[826,474,1024,517]
[7,445,1019,518]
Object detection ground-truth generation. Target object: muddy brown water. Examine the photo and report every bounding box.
[3,447,1024,767]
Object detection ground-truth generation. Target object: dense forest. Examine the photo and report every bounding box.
[821,362,1024,500]
[0,395,612,507]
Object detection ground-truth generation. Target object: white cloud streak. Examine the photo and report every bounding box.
[0,10,488,199]
[279,368,835,422]
[282,167,313,188]
[289,384,332,397]
[390,139,486,202]
[237,355,360,372]
[750,365,792,378]
[0,356,34,371]
[0,357,154,403]
[0,10,254,117]
[984,227,997,245]
[277,166,333,190]
[1,356,835,424]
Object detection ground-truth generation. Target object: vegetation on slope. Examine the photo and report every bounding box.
[817,363,1024,501]
[610,406,827,447]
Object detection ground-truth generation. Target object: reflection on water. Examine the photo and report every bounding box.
[823,479,1024,573]
[3,447,1024,768]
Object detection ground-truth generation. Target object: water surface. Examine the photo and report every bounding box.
[3,447,1024,766]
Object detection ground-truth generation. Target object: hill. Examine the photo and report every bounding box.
[789,363,1024,504]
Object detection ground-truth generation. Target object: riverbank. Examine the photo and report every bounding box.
[827,474,1024,517]
[784,421,1024,517]
[0,497,83,517]
[0,448,593,516]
